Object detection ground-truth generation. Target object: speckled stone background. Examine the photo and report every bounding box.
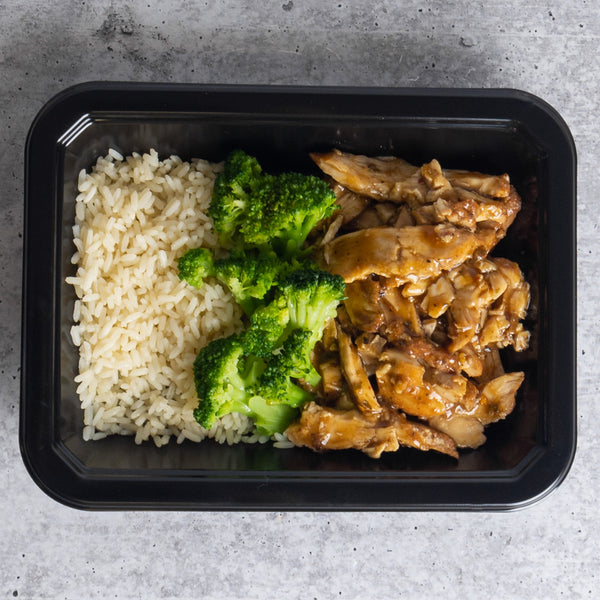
[1,1,597,598]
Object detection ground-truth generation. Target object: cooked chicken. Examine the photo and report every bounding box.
[343,277,385,333]
[290,149,530,460]
[312,151,520,244]
[466,371,525,425]
[312,149,512,202]
[429,371,524,448]
[285,401,459,459]
[311,150,426,203]
[336,323,381,415]
[330,181,371,224]
[317,358,345,402]
[355,333,387,377]
[319,224,496,284]
[380,282,423,340]
[375,346,478,420]
[436,256,530,353]
[429,414,487,449]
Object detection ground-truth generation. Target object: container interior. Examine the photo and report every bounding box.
[58,113,542,475]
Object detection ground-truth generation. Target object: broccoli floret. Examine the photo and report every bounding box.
[272,328,321,387]
[192,333,297,435]
[243,294,289,358]
[278,268,346,347]
[192,334,261,429]
[243,172,338,258]
[256,330,316,408]
[209,150,338,257]
[209,149,263,244]
[177,247,215,290]
[186,151,347,438]
[178,247,281,315]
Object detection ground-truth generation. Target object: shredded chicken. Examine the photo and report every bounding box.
[318,224,497,284]
[284,150,530,460]
[286,401,459,459]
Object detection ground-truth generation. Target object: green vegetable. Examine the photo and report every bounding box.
[179,150,346,436]
[178,247,281,315]
[192,333,297,436]
[209,149,338,258]
[278,267,347,347]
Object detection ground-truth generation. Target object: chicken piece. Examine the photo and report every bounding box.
[355,333,387,377]
[375,349,446,419]
[429,414,487,449]
[420,274,454,319]
[393,204,416,227]
[336,323,381,415]
[380,281,423,340]
[320,214,344,246]
[454,343,484,378]
[430,370,524,449]
[477,347,506,383]
[403,337,461,374]
[478,258,531,351]
[375,344,480,419]
[313,151,520,242]
[317,358,345,402]
[330,181,371,224]
[466,371,525,425]
[444,257,530,353]
[311,149,427,203]
[346,206,386,230]
[343,277,385,333]
[312,149,512,202]
[374,202,398,225]
[447,169,512,198]
[285,401,459,459]
[319,224,496,284]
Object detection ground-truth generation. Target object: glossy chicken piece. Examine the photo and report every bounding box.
[436,257,531,353]
[429,414,487,449]
[330,181,371,224]
[343,277,385,333]
[411,160,521,235]
[336,323,381,415]
[312,151,520,239]
[343,276,422,342]
[285,401,459,459]
[311,149,426,203]
[319,224,496,284]
[430,371,525,448]
[355,333,387,377]
[468,371,525,425]
[375,347,478,420]
[317,358,345,402]
[379,282,423,341]
[312,150,511,200]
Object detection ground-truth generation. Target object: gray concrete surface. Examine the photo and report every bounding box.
[1,1,597,598]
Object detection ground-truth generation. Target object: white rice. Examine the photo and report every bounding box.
[66,149,275,448]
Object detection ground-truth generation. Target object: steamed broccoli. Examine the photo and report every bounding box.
[208,149,263,244]
[184,150,347,438]
[191,269,345,435]
[178,247,281,315]
[243,294,289,358]
[209,150,338,257]
[192,333,297,435]
[277,268,346,347]
[260,328,322,392]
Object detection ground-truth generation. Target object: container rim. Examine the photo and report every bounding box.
[21,82,577,511]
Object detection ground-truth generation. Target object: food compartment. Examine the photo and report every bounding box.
[21,85,576,509]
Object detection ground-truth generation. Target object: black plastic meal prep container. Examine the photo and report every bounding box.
[21,82,576,510]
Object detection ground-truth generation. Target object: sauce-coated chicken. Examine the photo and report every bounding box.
[285,150,530,460]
